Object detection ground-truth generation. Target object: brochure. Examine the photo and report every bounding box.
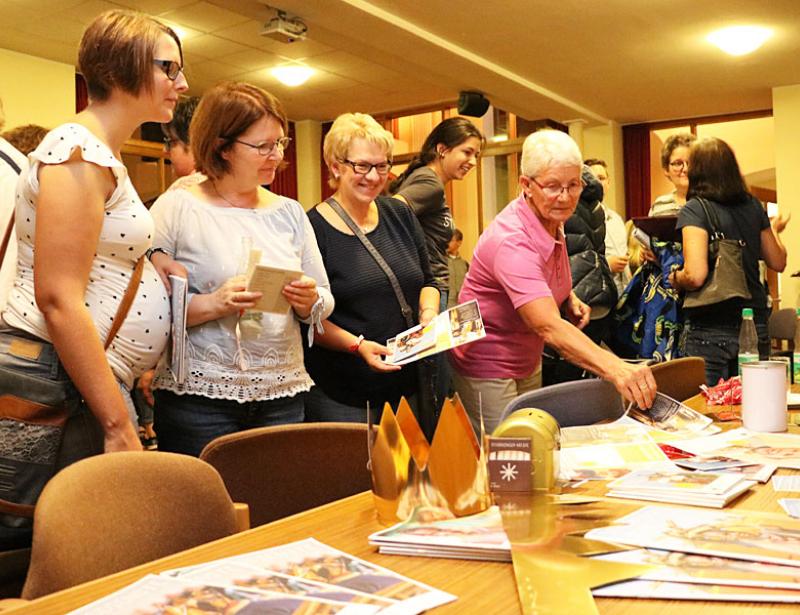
[668,427,800,470]
[224,538,456,613]
[627,392,714,434]
[585,505,800,567]
[167,274,188,385]
[368,506,511,562]
[247,264,303,314]
[593,578,800,602]
[68,574,380,614]
[180,561,395,609]
[594,548,800,590]
[386,300,485,366]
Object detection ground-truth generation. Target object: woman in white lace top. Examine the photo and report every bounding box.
[149,82,333,456]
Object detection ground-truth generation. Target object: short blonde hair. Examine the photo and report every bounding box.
[520,129,581,178]
[323,113,393,188]
[191,82,287,181]
[79,9,182,102]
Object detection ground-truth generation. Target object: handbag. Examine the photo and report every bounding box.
[683,197,751,309]
[0,254,145,521]
[326,198,439,438]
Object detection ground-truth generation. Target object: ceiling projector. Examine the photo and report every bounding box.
[260,12,308,43]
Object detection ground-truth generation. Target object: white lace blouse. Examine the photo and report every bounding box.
[3,123,171,389]
[149,188,333,402]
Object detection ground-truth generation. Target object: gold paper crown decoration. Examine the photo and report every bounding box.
[369,395,492,525]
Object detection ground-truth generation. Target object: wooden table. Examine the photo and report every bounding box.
[10,398,800,615]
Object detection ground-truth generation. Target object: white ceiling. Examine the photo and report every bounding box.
[1,0,799,125]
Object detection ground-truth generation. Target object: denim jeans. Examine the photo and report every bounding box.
[684,321,769,386]
[0,327,103,549]
[304,385,417,424]
[153,389,305,457]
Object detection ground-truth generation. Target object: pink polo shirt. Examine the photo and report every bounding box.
[450,194,572,379]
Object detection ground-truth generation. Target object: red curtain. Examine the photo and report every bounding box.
[319,121,334,201]
[622,123,651,218]
[270,122,298,200]
[75,74,88,113]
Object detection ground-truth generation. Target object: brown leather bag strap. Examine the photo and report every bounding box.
[103,255,145,350]
[0,498,34,518]
[0,211,15,266]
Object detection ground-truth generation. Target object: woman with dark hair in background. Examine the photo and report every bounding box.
[389,117,483,413]
[669,137,788,385]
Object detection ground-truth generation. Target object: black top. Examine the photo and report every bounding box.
[393,166,453,292]
[305,196,435,407]
[677,194,770,326]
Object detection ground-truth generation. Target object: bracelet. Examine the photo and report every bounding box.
[348,335,365,354]
[145,247,169,261]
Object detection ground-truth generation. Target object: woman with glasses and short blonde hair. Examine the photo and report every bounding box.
[649,133,697,217]
[304,112,438,422]
[147,81,333,456]
[450,130,657,434]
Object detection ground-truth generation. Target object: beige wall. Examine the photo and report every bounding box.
[773,84,800,308]
[295,120,322,209]
[583,121,625,217]
[0,48,74,130]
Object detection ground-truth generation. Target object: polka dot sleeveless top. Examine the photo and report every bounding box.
[3,123,171,388]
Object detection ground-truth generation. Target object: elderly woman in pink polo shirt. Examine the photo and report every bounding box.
[450,130,656,433]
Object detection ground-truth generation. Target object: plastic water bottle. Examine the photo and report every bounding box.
[793,307,800,384]
[737,307,759,376]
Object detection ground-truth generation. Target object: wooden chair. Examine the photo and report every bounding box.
[17,451,240,600]
[498,378,625,428]
[768,307,796,355]
[200,422,372,527]
[649,357,707,401]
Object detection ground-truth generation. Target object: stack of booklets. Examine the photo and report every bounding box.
[368,506,511,562]
[605,468,755,508]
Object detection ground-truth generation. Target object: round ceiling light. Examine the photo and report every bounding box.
[706,25,773,56]
[270,65,314,87]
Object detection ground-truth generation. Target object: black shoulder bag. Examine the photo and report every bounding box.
[683,197,752,309]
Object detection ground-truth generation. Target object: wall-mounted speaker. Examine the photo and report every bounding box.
[457,91,490,117]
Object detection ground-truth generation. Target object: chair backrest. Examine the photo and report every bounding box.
[649,357,706,401]
[200,422,371,528]
[769,307,797,342]
[498,379,625,428]
[22,452,237,600]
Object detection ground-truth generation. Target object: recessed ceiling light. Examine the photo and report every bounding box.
[270,65,314,87]
[706,25,773,56]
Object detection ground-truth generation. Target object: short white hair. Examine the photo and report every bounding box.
[520,129,582,177]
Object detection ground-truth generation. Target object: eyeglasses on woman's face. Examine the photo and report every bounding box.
[234,137,292,156]
[340,159,393,175]
[529,176,584,199]
[153,59,184,81]
[669,159,689,170]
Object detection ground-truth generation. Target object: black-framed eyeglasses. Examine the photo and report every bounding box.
[340,159,393,175]
[163,136,175,151]
[669,159,689,170]
[234,137,292,156]
[153,59,183,81]
[529,176,584,198]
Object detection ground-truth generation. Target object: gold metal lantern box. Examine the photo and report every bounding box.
[492,408,561,492]
[368,395,492,525]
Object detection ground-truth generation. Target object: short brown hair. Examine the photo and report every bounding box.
[660,133,696,170]
[78,9,182,102]
[190,82,288,180]
[1,124,49,155]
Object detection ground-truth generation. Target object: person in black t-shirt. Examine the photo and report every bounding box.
[305,113,438,421]
[670,137,789,385]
